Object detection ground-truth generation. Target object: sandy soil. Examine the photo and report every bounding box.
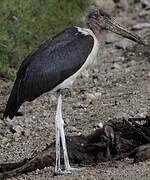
[0,1,150,179]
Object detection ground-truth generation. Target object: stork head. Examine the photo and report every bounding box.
[86,8,146,45]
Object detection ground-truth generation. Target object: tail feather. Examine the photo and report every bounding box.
[3,103,21,120]
[3,81,21,120]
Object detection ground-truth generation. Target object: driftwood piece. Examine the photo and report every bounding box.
[0,116,150,179]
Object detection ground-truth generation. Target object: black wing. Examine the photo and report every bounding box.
[4,27,94,119]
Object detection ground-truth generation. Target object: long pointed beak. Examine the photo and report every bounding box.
[106,19,147,46]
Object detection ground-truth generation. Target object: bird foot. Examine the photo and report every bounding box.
[54,168,64,176]
[54,166,79,176]
[65,166,80,172]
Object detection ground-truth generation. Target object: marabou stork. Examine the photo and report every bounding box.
[3,9,146,174]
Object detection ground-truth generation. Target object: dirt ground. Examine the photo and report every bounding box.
[0,1,150,180]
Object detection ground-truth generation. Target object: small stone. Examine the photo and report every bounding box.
[114,39,133,50]
[25,117,32,123]
[50,95,56,102]
[9,15,19,22]
[14,125,23,133]
[86,92,102,101]
[141,0,150,9]
[86,93,97,100]
[115,112,128,119]
[132,22,150,30]
[116,0,129,10]
[113,63,121,69]
[65,118,70,124]
[43,110,47,117]
[94,0,115,13]
[2,137,8,144]
[77,132,82,136]
[69,126,77,132]
[139,10,150,16]
[72,102,85,109]
[137,108,147,118]
[105,33,118,44]
[25,129,31,137]
[94,92,102,98]
[32,116,36,119]
[131,60,136,66]
[98,122,104,128]
[82,69,90,79]
[13,133,21,141]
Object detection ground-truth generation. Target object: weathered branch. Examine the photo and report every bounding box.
[0,116,150,179]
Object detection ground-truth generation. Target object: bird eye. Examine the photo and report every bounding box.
[93,12,99,19]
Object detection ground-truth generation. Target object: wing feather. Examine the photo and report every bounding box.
[4,27,94,119]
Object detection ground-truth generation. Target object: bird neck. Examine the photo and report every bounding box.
[87,25,104,41]
[92,29,105,41]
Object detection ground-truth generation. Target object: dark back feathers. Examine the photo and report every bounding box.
[4,26,94,119]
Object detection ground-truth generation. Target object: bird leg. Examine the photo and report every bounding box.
[55,106,61,174]
[54,93,78,175]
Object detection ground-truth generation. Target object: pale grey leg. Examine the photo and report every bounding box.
[54,95,62,174]
[54,94,78,175]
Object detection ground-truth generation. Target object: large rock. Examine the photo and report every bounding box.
[93,0,115,13]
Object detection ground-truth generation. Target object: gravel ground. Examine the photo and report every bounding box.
[0,1,150,179]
